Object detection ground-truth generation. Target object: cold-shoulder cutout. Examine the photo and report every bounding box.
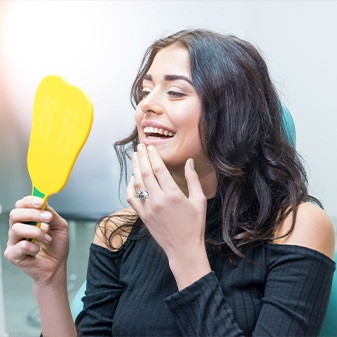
[273,202,335,260]
[93,207,138,251]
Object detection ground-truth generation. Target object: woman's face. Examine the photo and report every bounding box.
[135,45,210,175]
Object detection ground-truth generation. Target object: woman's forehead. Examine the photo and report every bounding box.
[147,45,191,78]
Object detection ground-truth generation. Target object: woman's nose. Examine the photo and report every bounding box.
[139,91,164,115]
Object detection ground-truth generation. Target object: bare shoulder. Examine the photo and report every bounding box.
[93,207,137,251]
[273,202,335,260]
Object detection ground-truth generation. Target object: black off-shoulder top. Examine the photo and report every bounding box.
[75,200,335,337]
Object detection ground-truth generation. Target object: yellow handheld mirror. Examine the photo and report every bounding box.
[27,75,94,229]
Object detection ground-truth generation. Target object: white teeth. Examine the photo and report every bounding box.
[143,126,175,137]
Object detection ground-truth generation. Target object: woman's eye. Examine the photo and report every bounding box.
[166,90,186,98]
[140,89,151,99]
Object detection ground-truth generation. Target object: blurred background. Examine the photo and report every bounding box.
[0,1,336,336]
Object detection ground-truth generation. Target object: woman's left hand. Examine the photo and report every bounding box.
[127,144,211,289]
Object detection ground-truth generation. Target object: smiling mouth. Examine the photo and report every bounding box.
[143,126,176,139]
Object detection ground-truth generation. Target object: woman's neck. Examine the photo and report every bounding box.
[171,166,217,199]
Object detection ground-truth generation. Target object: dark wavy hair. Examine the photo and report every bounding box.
[107,29,319,257]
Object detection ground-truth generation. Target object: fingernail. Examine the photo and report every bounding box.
[148,145,154,152]
[137,143,143,151]
[40,212,51,221]
[32,198,43,207]
[45,234,52,243]
[189,158,194,169]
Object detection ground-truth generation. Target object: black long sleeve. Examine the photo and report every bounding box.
[165,244,335,337]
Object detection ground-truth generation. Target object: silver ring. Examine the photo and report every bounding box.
[136,189,149,202]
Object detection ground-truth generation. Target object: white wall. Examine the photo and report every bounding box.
[242,1,337,218]
[0,1,336,218]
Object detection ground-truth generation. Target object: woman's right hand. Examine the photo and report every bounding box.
[4,196,69,286]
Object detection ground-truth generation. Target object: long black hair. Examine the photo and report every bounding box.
[107,29,319,257]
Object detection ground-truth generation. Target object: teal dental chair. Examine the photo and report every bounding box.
[320,259,337,336]
[70,280,87,320]
[70,105,336,336]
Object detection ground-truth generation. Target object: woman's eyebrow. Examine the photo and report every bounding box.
[143,74,152,81]
[143,74,193,85]
[164,74,193,85]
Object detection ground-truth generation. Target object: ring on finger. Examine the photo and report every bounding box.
[135,189,149,202]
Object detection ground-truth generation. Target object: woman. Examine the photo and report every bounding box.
[5,29,335,336]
